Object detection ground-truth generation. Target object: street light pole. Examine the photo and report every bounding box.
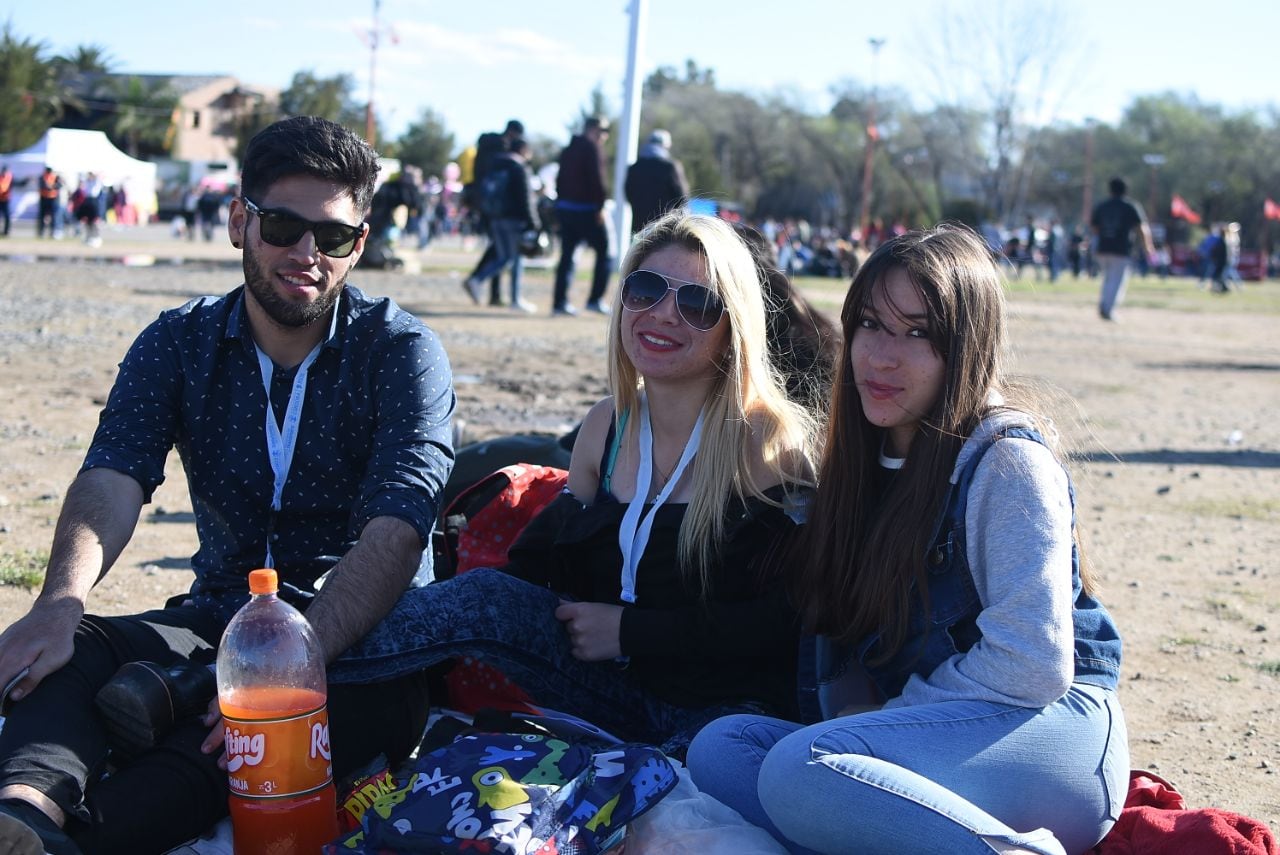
[613,0,648,266]
[858,37,886,243]
[1080,118,1097,226]
[365,0,381,145]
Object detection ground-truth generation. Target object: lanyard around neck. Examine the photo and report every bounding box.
[254,342,324,568]
[617,393,705,604]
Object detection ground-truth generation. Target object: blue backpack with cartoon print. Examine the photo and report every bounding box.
[326,721,677,854]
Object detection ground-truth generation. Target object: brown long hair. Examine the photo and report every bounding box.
[793,224,1012,657]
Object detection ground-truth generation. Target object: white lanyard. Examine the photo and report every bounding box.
[255,341,324,568]
[617,394,705,603]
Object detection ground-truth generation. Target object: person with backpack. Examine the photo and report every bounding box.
[462,138,540,312]
[686,225,1127,855]
[332,210,819,756]
[463,119,524,306]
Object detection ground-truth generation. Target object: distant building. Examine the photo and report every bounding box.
[59,73,277,164]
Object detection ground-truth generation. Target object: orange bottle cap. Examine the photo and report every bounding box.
[248,568,278,595]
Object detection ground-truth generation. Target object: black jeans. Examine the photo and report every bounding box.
[0,604,429,855]
[553,208,611,310]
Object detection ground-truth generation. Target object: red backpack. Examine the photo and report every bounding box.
[438,463,569,713]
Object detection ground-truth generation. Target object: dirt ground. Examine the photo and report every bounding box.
[0,235,1276,832]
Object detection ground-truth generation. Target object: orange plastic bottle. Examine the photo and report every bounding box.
[217,569,339,854]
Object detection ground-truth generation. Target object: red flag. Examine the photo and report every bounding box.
[1170,194,1201,225]
[1265,198,1280,221]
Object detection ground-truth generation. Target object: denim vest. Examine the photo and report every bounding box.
[799,427,1122,722]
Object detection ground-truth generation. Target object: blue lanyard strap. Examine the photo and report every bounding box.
[616,393,705,604]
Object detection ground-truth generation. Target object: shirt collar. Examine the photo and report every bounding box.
[225,285,345,356]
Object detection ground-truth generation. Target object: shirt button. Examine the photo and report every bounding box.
[271,533,280,542]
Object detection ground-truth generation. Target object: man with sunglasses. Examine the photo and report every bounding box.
[0,116,455,853]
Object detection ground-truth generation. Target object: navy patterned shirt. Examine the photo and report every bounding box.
[82,284,455,621]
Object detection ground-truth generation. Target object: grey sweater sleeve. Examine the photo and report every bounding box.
[886,435,1075,709]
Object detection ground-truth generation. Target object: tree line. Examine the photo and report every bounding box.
[5,21,1277,248]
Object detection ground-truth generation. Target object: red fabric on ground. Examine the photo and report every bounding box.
[1093,771,1278,855]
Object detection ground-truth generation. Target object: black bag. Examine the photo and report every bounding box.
[478,165,511,219]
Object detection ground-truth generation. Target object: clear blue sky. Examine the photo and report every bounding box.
[9,0,1277,153]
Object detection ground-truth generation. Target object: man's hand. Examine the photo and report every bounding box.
[554,601,623,661]
[200,696,229,770]
[0,467,145,705]
[0,597,84,705]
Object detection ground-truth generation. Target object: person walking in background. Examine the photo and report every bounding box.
[1045,219,1061,282]
[1209,224,1230,293]
[179,185,199,241]
[624,129,689,233]
[0,164,12,237]
[553,116,612,316]
[76,172,104,247]
[1090,177,1153,321]
[1222,222,1242,291]
[196,187,223,242]
[36,167,61,238]
[1196,228,1221,289]
[463,137,541,313]
[465,119,524,307]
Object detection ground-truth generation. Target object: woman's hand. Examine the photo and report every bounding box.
[555,601,623,661]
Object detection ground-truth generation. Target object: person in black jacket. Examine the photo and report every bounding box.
[624,129,689,233]
[552,116,612,316]
[463,138,540,312]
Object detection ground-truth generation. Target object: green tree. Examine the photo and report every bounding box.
[279,71,366,133]
[51,43,115,77]
[100,75,179,158]
[395,107,455,178]
[0,23,80,151]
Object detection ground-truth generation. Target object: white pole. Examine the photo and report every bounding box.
[612,0,647,268]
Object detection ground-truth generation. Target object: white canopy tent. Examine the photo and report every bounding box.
[1,128,158,223]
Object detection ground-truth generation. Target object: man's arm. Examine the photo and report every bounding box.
[0,467,144,700]
[305,321,455,664]
[302,515,424,664]
[1138,221,1155,257]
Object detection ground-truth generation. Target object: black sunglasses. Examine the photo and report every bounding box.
[242,197,365,259]
[621,269,726,331]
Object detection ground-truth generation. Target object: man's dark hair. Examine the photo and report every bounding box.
[504,119,525,136]
[240,116,381,216]
[1109,177,1127,196]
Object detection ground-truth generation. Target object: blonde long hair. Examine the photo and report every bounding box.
[607,212,817,592]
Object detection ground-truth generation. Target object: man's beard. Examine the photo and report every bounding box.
[243,241,345,329]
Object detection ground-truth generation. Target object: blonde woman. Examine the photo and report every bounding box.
[333,211,817,753]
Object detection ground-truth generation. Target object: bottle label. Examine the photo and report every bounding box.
[222,701,333,800]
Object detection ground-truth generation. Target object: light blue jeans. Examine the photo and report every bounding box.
[687,683,1127,855]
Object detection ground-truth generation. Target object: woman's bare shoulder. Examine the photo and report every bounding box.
[567,397,617,501]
